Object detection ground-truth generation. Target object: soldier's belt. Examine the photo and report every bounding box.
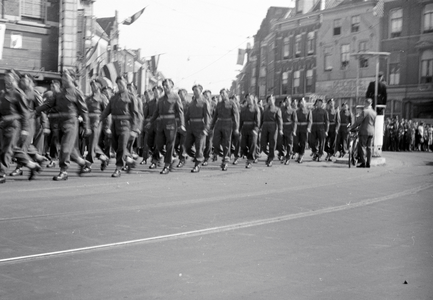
[88,113,101,117]
[1,114,20,121]
[112,115,130,120]
[58,112,77,117]
[160,115,176,119]
[298,122,309,125]
[263,121,276,124]
[218,118,232,121]
[313,122,325,125]
[283,122,293,125]
[242,121,254,125]
[340,123,348,126]
[190,118,204,122]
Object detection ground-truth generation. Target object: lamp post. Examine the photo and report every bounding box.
[351,51,390,157]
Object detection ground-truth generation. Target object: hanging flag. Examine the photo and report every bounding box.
[0,24,5,59]
[237,49,246,65]
[85,40,99,67]
[373,0,384,18]
[122,7,146,25]
[150,54,160,75]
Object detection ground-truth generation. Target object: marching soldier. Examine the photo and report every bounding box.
[175,88,189,168]
[148,79,185,175]
[336,102,352,157]
[139,89,153,165]
[231,95,241,165]
[100,76,140,178]
[325,98,340,161]
[0,70,41,183]
[36,69,92,181]
[202,90,215,166]
[294,98,312,163]
[280,97,298,165]
[84,79,109,171]
[43,80,61,168]
[9,73,49,177]
[184,84,211,173]
[311,98,329,162]
[260,94,283,167]
[239,93,260,169]
[209,89,239,171]
[146,86,163,169]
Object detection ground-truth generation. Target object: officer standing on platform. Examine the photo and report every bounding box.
[311,98,329,162]
[239,93,260,169]
[366,72,387,114]
[260,94,283,167]
[209,89,239,171]
[280,97,298,165]
[294,98,312,163]
[184,84,211,173]
[148,79,186,175]
[325,98,340,161]
[100,76,140,178]
[36,69,91,181]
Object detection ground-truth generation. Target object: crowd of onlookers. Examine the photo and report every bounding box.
[383,116,433,152]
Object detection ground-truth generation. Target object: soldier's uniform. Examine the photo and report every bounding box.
[184,95,211,172]
[281,104,298,164]
[210,97,239,170]
[203,98,216,165]
[325,106,340,160]
[260,104,283,166]
[311,102,329,161]
[149,91,185,173]
[336,107,352,157]
[36,84,91,180]
[175,97,188,167]
[294,106,312,163]
[85,91,109,168]
[100,88,140,177]
[145,96,161,168]
[239,103,260,168]
[231,99,242,164]
[0,88,38,183]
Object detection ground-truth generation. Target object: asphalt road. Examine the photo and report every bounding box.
[1,151,432,300]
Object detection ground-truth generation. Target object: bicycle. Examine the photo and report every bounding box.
[348,130,359,168]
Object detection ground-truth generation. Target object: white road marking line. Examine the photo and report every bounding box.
[0,182,431,265]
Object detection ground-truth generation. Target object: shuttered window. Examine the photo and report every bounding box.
[21,0,45,19]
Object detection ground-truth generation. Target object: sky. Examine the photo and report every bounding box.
[93,0,295,93]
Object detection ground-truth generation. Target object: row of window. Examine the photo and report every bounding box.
[21,0,45,20]
[332,4,433,39]
[282,32,315,59]
[250,49,433,95]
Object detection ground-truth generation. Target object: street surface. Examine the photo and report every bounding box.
[1,151,432,300]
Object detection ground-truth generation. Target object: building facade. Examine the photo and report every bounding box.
[381,0,433,121]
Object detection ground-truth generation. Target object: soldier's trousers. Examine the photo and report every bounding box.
[140,130,150,161]
[336,130,349,155]
[85,120,104,164]
[261,123,278,162]
[111,121,132,168]
[282,131,294,159]
[213,125,232,163]
[185,129,206,164]
[311,130,326,157]
[175,131,187,161]
[294,131,308,156]
[325,129,337,155]
[240,127,257,161]
[203,129,214,160]
[58,118,86,171]
[231,131,241,158]
[0,123,32,174]
[147,127,161,164]
[156,127,177,166]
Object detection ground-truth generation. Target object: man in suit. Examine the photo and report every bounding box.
[366,72,387,114]
[351,98,377,168]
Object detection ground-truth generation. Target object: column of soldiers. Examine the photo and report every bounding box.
[1,71,359,184]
